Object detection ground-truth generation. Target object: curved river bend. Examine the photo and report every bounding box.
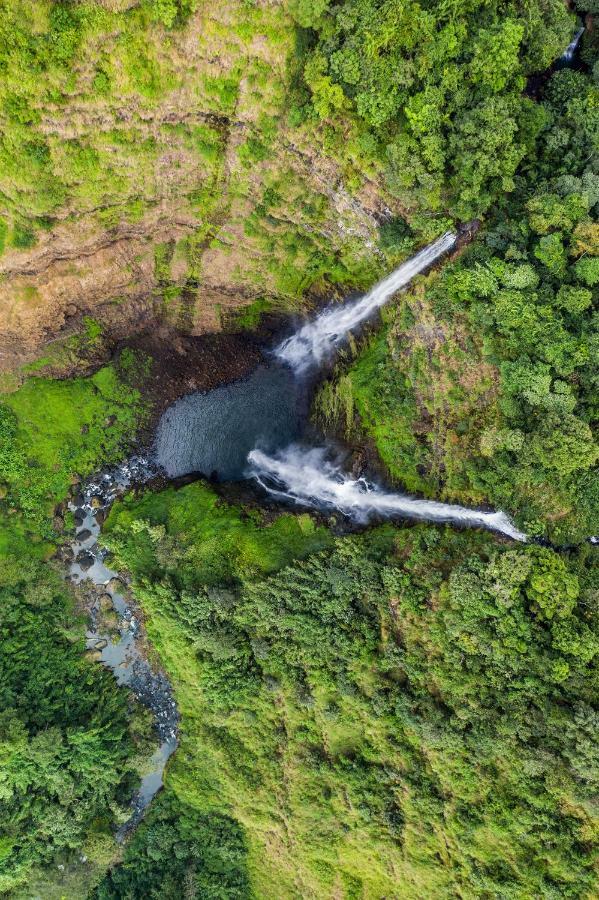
[68,232,528,836]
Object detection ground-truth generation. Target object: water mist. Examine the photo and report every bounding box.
[275,231,457,373]
[248,446,527,542]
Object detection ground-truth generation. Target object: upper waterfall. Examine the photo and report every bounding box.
[275,231,457,373]
[561,26,584,63]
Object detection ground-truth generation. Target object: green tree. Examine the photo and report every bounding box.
[531,414,598,475]
[534,232,568,275]
[0,556,137,891]
[94,793,250,899]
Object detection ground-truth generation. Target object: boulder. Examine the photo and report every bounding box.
[76,551,95,571]
[107,577,124,594]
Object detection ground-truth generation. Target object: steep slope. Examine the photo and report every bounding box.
[0,0,389,371]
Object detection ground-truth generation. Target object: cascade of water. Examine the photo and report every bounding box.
[275,231,457,373]
[248,445,528,542]
[262,232,526,541]
[561,26,584,63]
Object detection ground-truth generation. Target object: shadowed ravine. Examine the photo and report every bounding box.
[69,233,527,837]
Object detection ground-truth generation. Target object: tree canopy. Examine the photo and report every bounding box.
[291,0,575,218]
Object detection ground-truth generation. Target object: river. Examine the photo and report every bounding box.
[68,459,178,840]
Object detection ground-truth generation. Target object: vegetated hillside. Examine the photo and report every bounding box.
[99,483,598,899]
[316,45,599,543]
[0,0,579,373]
[289,0,574,218]
[0,2,597,898]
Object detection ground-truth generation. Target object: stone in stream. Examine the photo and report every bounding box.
[94,639,108,650]
[98,593,114,611]
[76,528,93,541]
[76,551,95,571]
[90,496,102,509]
[107,577,125,594]
[58,545,74,563]
[102,610,120,631]
[74,510,85,527]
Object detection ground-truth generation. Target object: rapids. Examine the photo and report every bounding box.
[69,459,178,839]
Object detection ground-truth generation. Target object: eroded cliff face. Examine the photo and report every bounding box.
[0,0,393,374]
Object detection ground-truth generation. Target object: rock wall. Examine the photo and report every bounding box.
[0,1,393,373]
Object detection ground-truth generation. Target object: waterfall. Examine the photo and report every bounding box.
[248,445,527,542]
[249,230,528,542]
[561,27,584,63]
[275,231,457,373]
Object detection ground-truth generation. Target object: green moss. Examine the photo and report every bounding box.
[11,223,37,250]
[0,216,7,255]
[237,137,271,166]
[229,297,272,330]
[188,123,225,167]
[202,73,240,114]
[0,363,146,535]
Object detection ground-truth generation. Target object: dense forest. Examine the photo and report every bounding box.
[318,60,599,542]
[0,0,596,898]
[0,357,152,894]
[100,485,597,897]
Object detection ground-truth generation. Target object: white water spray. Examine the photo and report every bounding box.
[561,27,584,63]
[275,231,457,373]
[248,446,527,542]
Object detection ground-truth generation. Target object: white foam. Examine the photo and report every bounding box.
[248,445,527,542]
[275,231,457,372]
